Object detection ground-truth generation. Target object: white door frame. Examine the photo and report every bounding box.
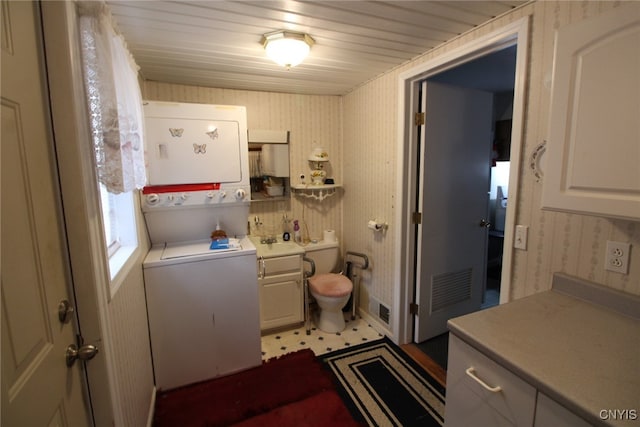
[393,17,530,345]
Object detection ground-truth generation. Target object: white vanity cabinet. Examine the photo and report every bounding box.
[445,334,536,427]
[542,4,640,220]
[446,334,594,427]
[258,254,304,331]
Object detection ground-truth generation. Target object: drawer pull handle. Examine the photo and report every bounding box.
[465,367,502,392]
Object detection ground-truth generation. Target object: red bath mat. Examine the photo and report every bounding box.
[152,349,361,427]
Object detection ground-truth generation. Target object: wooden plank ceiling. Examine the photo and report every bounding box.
[106,1,527,95]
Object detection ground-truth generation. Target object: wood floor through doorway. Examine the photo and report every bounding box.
[401,344,447,388]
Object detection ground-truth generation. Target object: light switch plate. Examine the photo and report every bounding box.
[514,225,528,250]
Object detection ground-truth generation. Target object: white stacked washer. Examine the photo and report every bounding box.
[141,101,260,391]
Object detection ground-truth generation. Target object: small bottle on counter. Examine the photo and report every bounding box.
[282,213,291,241]
[293,220,301,243]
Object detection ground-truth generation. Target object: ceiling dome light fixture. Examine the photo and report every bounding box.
[262,30,315,69]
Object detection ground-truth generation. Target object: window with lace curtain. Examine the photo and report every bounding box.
[78,2,146,285]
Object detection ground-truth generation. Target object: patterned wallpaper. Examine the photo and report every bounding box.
[141,1,639,341]
[341,0,640,333]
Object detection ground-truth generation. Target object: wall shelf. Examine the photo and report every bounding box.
[291,184,342,201]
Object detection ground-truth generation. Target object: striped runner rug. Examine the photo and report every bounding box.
[322,336,446,426]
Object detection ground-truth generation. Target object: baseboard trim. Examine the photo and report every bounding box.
[357,308,393,340]
[146,385,156,427]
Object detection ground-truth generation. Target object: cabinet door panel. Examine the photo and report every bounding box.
[259,273,303,330]
[542,3,640,220]
[535,393,593,427]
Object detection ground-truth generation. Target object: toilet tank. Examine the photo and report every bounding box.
[304,240,339,274]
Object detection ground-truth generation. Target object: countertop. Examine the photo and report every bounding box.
[248,236,305,258]
[447,273,640,427]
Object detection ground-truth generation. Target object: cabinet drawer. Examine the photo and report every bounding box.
[445,334,536,427]
[261,255,301,276]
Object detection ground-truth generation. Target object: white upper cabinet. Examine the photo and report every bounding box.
[542,4,640,221]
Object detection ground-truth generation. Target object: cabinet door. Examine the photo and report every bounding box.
[259,272,303,330]
[261,143,290,177]
[535,393,593,427]
[542,3,640,220]
[445,335,536,427]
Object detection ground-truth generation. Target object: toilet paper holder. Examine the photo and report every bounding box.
[368,219,388,232]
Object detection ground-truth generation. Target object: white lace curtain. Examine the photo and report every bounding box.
[78,1,146,194]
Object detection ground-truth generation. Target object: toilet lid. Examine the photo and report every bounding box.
[309,273,353,297]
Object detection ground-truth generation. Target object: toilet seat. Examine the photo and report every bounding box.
[309,273,352,297]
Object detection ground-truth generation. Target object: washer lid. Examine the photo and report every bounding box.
[161,239,241,260]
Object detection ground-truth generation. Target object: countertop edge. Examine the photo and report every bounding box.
[552,272,640,320]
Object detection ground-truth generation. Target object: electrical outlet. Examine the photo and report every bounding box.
[514,225,528,250]
[605,241,631,274]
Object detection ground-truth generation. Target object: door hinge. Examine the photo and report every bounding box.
[412,212,422,224]
[414,112,425,126]
[409,302,420,316]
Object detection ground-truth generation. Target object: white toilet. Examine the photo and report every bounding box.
[305,240,353,333]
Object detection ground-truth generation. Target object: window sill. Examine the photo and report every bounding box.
[108,243,140,298]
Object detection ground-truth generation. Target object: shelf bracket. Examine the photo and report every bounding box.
[291,184,341,201]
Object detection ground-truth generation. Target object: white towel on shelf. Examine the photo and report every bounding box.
[249,151,262,177]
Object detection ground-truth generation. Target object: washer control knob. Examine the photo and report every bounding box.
[206,191,215,199]
[235,189,246,200]
[167,194,175,201]
[146,193,160,205]
[218,191,226,200]
[180,193,188,200]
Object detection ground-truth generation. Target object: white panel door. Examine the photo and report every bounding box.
[415,81,493,342]
[1,2,90,425]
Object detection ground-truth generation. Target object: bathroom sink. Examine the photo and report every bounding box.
[249,236,305,258]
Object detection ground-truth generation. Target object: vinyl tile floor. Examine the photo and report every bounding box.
[261,313,385,361]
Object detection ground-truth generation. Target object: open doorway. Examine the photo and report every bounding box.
[414,47,516,369]
[429,46,517,312]
[394,18,529,378]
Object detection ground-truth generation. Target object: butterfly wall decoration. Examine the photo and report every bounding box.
[169,128,184,137]
[206,129,219,140]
